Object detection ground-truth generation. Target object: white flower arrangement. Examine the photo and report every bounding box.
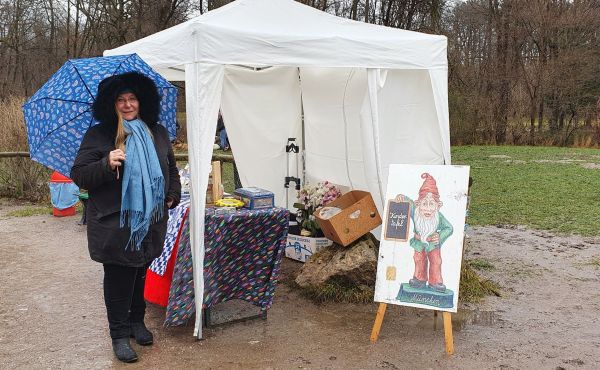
[296,181,341,236]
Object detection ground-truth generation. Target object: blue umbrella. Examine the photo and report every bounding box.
[23,53,178,177]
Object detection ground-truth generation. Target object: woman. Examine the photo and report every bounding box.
[71,72,181,363]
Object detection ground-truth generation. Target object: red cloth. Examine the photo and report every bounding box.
[144,211,187,307]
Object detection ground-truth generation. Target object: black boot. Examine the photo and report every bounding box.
[112,338,138,363]
[130,322,154,345]
[409,277,427,289]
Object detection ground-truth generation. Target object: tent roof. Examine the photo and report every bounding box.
[104,0,447,71]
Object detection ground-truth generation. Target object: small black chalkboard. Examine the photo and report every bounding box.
[384,198,411,241]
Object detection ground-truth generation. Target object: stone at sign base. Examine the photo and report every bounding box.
[294,235,378,288]
[396,283,454,309]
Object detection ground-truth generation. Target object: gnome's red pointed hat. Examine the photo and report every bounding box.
[417,173,440,202]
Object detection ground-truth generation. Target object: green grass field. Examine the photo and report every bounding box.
[5,205,52,217]
[214,150,236,194]
[187,145,600,236]
[178,149,236,194]
[452,146,600,236]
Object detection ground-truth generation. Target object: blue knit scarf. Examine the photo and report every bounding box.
[119,119,165,251]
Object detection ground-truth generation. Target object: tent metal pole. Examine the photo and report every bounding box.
[299,68,306,186]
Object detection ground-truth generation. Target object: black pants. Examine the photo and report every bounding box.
[103,263,149,339]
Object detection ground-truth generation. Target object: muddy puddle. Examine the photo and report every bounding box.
[417,309,501,332]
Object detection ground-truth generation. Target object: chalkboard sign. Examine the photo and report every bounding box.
[384,198,411,241]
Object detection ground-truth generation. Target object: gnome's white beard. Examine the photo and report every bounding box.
[414,209,439,242]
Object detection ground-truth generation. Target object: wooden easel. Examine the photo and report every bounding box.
[370,177,472,355]
[370,304,454,355]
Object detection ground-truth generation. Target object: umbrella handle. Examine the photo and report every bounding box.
[116,167,120,180]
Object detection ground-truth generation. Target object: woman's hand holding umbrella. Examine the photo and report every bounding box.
[109,149,126,178]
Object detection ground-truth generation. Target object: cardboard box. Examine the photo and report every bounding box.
[314,190,382,246]
[234,187,274,209]
[285,234,333,262]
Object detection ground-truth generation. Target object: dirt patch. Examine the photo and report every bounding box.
[1,202,599,369]
[533,159,585,164]
[581,163,600,170]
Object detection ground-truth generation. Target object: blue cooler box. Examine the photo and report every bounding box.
[234,187,274,209]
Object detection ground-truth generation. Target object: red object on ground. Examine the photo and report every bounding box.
[50,171,77,217]
[144,210,188,307]
[50,171,73,183]
[53,207,76,217]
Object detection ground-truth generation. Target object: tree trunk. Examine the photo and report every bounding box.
[537,98,544,138]
[494,2,510,145]
[558,111,565,131]
[529,101,536,145]
[350,0,359,21]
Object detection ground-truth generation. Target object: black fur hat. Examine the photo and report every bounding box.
[92,72,160,130]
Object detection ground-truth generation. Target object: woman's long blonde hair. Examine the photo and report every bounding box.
[115,110,127,152]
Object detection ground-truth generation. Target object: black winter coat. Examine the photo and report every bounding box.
[71,123,181,267]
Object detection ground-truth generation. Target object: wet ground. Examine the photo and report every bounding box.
[1,200,599,369]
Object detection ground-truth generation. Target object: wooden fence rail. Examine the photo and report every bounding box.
[0,151,235,163]
[0,152,30,158]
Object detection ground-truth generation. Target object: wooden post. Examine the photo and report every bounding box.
[211,161,222,203]
[370,303,387,343]
[442,312,454,355]
[206,161,222,205]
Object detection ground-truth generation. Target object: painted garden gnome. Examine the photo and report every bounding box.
[408,173,453,292]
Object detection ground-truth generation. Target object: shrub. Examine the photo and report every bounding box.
[0,96,50,201]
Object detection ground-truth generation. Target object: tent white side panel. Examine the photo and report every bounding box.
[156,66,186,82]
[301,67,368,191]
[220,66,302,209]
[428,68,451,164]
[360,69,385,216]
[377,69,446,190]
[185,62,224,338]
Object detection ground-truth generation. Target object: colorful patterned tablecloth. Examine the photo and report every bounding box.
[165,207,289,326]
[149,198,190,276]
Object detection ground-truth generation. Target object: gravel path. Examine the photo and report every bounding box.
[1,200,598,369]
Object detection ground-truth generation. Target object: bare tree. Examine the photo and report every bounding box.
[0,0,597,147]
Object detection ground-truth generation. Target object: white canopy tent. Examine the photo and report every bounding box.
[104,0,451,338]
